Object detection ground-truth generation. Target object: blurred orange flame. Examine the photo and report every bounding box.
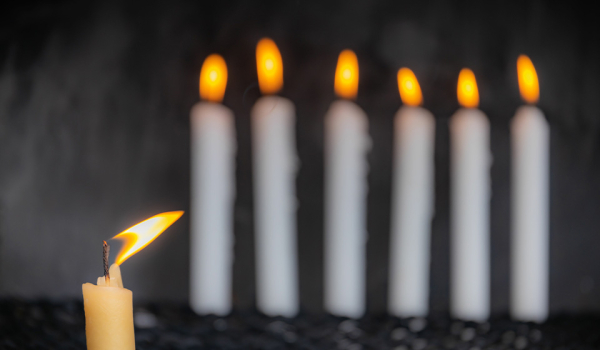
[256,38,283,94]
[199,54,228,103]
[334,49,359,100]
[397,68,423,106]
[517,55,539,104]
[457,68,479,108]
[112,211,184,265]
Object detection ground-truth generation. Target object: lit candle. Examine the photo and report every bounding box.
[450,69,491,321]
[388,68,435,317]
[324,49,370,319]
[82,211,183,350]
[189,54,236,316]
[252,38,299,317]
[510,55,549,322]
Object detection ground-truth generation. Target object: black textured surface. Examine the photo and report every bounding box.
[2,299,600,349]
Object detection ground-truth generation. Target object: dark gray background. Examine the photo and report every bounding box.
[1,0,599,315]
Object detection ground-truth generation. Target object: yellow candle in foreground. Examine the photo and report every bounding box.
[96,265,123,288]
[83,264,134,350]
[82,212,184,350]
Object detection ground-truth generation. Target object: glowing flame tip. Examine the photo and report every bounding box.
[200,54,228,103]
[112,211,184,265]
[334,49,359,100]
[517,54,539,104]
[397,68,423,106]
[457,68,479,108]
[256,38,283,95]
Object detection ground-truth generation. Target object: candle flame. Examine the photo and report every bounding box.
[112,211,184,265]
[457,68,479,108]
[397,68,423,106]
[334,49,359,100]
[199,54,228,103]
[517,55,539,104]
[256,38,283,95]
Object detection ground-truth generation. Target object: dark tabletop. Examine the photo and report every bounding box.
[1,299,600,349]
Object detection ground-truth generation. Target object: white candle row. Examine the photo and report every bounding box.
[190,55,235,316]
[511,56,549,322]
[389,69,436,318]
[324,51,370,318]
[393,61,548,323]
[449,70,491,321]
[191,39,301,318]
[190,42,549,323]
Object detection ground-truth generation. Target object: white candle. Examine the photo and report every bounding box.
[450,68,491,321]
[511,55,549,322]
[388,68,435,317]
[190,54,236,315]
[324,50,370,318]
[252,38,299,317]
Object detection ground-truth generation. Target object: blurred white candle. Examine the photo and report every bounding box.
[324,50,370,318]
[190,54,236,315]
[450,68,491,321]
[388,69,435,317]
[511,55,549,322]
[252,38,299,317]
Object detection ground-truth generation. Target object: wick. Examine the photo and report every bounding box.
[103,240,110,286]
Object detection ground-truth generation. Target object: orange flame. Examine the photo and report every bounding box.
[199,54,228,103]
[334,49,359,100]
[112,211,184,265]
[457,68,479,108]
[256,38,283,95]
[517,55,539,104]
[397,68,423,106]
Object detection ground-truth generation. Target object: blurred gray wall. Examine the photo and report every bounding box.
[1,0,600,315]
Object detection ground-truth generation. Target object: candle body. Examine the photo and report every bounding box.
[189,102,236,315]
[324,100,370,318]
[96,264,124,288]
[110,264,124,288]
[510,106,549,322]
[389,106,435,317]
[82,283,135,350]
[251,96,299,317]
[450,108,491,321]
